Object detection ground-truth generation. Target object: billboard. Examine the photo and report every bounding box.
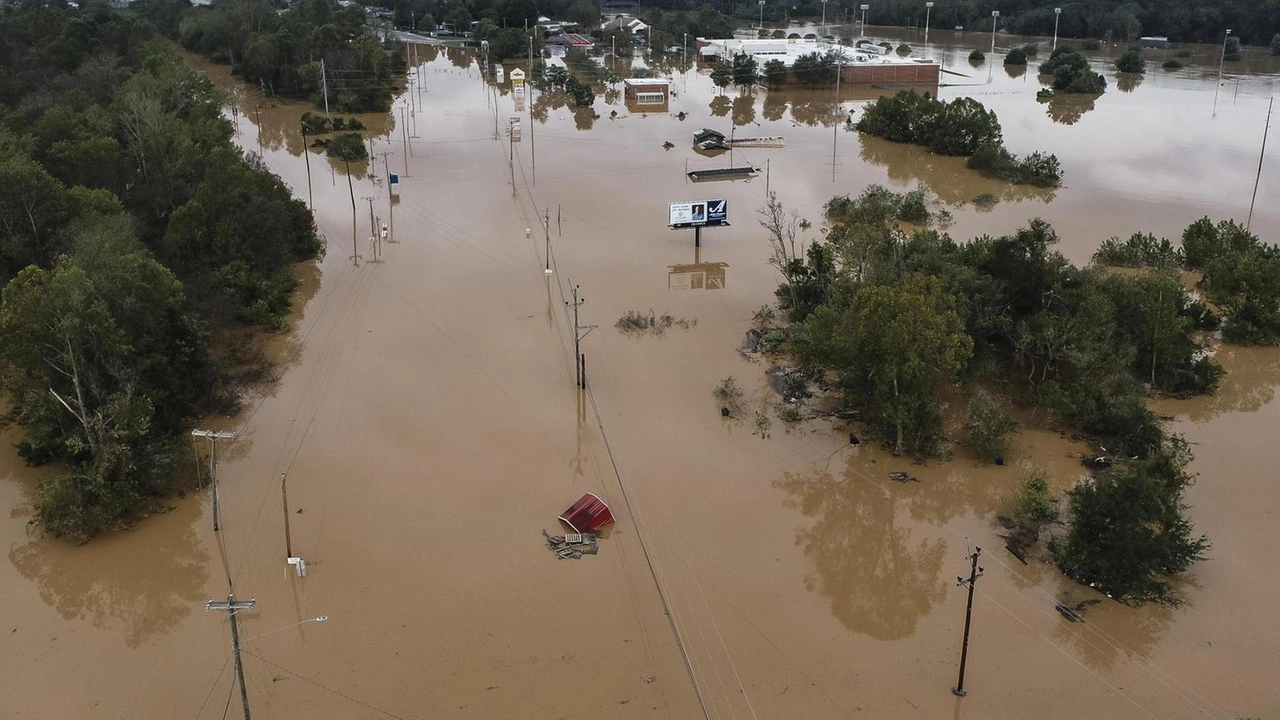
[669,199,728,228]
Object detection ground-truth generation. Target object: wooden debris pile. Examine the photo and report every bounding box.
[543,529,600,560]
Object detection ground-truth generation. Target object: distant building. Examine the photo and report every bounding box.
[603,15,648,36]
[699,37,940,87]
[623,78,670,113]
[1139,36,1173,49]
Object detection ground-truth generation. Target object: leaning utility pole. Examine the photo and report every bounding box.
[544,207,552,274]
[191,430,236,532]
[566,284,596,389]
[952,546,984,697]
[1247,96,1273,231]
[344,159,359,265]
[207,594,256,720]
[400,106,411,175]
[299,122,313,210]
[320,58,330,120]
[364,195,377,255]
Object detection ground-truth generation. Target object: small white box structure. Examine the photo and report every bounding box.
[287,556,307,577]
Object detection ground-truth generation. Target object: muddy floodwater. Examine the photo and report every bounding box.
[2,27,1278,720]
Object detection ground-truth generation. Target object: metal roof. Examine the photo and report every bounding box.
[559,492,615,533]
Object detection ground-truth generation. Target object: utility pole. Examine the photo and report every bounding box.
[344,159,359,265]
[320,58,330,120]
[1214,29,1231,118]
[1247,96,1273,231]
[566,284,596,389]
[544,207,552,274]
[191,430,236,532]
[364,196,379,262]
[380,151,395,242]
[400,106,411,175]
[300,122,313,210]
[206,594,256,720]
[952,546,984,697]
[281,473,293,559]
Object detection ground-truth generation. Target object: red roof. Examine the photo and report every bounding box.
[559,492,615,533]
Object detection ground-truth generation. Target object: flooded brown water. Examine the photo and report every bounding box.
[1,31,1277,719]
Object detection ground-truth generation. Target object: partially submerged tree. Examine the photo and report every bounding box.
[1116,46,1146,73]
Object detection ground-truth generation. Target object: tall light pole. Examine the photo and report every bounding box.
[1213,29,1232,117]
[860,4,869,36]
[924,2,933,45]
[821,0,828,38]
[758,0,765,31]
[990,11,999,53]
[1052,7,1061,50]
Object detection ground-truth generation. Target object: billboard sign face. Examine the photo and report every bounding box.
[669,199,727,228]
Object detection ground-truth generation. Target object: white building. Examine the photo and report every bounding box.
[698,38,913,68]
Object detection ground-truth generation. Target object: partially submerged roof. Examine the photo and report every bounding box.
[559,492,615,533]
[624,78,670,88]
[693,127,726,143]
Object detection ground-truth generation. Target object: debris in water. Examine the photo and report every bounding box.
[544,529,599,560]
[559,492,615,533]
[1055,596,1103,622]
[888,472,919,483]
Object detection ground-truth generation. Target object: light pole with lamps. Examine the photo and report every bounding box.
[1053,7,1061,50]
[759,0,765,31]
[1213,29,1232,117]
[821,0,828,38]
[990,10,999,53]
[860,4,869,36]
[924,2,933,44]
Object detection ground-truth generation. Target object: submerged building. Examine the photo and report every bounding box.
[697,38,940,87]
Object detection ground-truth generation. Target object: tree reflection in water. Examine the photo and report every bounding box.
[762,89,787,122]
[732,93,756,127]
[8,500,210,648]
[775,462,946,640]
[1039,93,1098,125]
[858,135,1056,206]
[709,95,731,117]
[1116,73,1143,93]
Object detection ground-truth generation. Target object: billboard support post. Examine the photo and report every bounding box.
[669,199,728,249]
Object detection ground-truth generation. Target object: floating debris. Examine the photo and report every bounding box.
[888,472,919,483]
[1055,597,1103,622]
[543,530,600,560]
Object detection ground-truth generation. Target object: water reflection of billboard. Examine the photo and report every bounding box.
[668,262,728,290]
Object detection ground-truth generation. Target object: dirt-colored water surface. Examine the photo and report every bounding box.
[2,28,1277,719]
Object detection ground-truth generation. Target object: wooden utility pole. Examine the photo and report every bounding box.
[363,196,380,262]
[952,546,984,697]
[1247,96,1273,231]
[544,207,552,274]
[207,594,256,720]
[400,106,411,175]
[300,122,313,210]
[280,473,292,559]
[320,58,330,119]
[191,430,236,531]
[566,284,595,390]
[379,152,395,243]
[344,159,359,265]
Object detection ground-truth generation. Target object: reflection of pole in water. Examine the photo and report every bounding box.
[401,106,410,176]
[1213,29,1231,118]
[344,158,359,265]
[380,152,395,243]
[300,122,313,210]
[832,58,842,183]
[1247,96,1273,231]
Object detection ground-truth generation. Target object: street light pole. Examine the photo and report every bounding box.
[821,0,827,38]
[860,4,868,36]
[758,0,765,31]
[924,2,933,45]
[1213,29,1232,118]
[990,10,999,53]
[1053,7,1061,50]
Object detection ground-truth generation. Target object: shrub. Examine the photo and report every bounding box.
[1092,232,1182,268]
[1224,36,1242,61]
[961,391,1018,462]
[1040,47,1107,94]
[1082,39,1103,51]
[714,376,746,417]
[1162,59,1183,69]
[969,49,985,63]
[896,43,912,55]
[1004,47,1028,65]
[1116,46,1146,73]
[1011,472,1060,534]
[1054,440,1208,605]
[1174,49,1193,58]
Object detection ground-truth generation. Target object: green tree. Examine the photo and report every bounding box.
[763,58,788,88]
[1040,47,1107,94]
[962,390,1018,461]
[0,156,73,278]
[1223,35,1242,61]
[0,221,211,539]
[1116,46,1146,73]
[1180,217,1257,269]
[566,0,600,29]
[324,132,369,162]
[1004,47,1028,65]
[1055,440,1208,605]
[710,64,733,92]
[1202,249,1280,345]
[1272,33,1280,56]
[797,276,973,456]
[732,53,758,90]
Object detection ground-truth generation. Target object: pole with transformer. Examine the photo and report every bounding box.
[191,430,235,531]
[207,594,256,720]
[952,546,984,697]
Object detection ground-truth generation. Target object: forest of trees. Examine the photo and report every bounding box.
[134,0,405,112]
[0,4,323,539]
[759,186,1256,603]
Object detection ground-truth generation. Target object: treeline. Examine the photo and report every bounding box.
[856,91,1063,188]
[761,186,1236,603]
[0,5,322,540]
[134,0,404,112]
